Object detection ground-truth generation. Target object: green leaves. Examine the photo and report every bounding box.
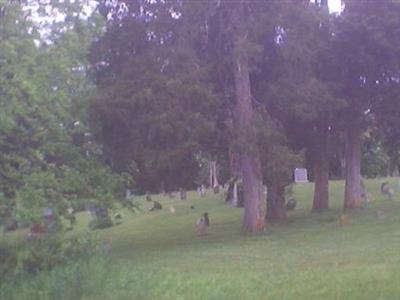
[0,1,124,225]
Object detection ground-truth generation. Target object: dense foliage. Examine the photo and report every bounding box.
[1,0,400,229]
[0,1,128,228]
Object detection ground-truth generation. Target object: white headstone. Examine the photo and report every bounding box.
[200,184,206,197]
[43,207,54,218]
[294,168,308,183]
[125,189,134,199]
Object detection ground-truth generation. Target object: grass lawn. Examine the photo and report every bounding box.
[3,178,400,299]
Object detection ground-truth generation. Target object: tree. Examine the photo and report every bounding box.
[250,1,341,215]
[332,0,400,209]
[215,0,268,231]
[0,0,122,226]
[89,1,223,193]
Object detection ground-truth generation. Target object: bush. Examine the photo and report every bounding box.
[0,234,100,280]
[0,253,113,300]
[88,216,113,230]
[0,235,124,300]
[0,244,18,278]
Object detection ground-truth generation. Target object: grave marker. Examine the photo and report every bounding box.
[294,168,308,183]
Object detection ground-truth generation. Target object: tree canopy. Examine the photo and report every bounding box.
[2,0,400,232]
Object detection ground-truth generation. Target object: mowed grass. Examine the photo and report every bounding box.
[3,178,400,300]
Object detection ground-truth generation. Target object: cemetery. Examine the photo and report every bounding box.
[2,0,400,299]
[2,179,400,299]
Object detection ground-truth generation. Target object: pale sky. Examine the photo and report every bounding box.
[328,0,343,14]
[27,0,343,39]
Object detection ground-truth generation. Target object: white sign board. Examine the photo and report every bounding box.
[294,168,308,183]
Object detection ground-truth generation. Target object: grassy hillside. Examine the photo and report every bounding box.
[2,178,400,299]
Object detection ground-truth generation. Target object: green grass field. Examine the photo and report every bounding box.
[3,178,400,300]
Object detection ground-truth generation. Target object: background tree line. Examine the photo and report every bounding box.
[1,0,400,232]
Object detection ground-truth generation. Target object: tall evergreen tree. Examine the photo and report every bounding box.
[333,0,400,209]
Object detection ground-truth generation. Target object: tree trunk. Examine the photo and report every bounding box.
[209,160,213,188]
[344,117,362,209]
[227,149,241,205]
[266,182,286,222]
[312,121,329,212]
[212,161,219,193]
[231,1,266,232]
[229,148,241,178]
[232,181,239,207]
[241,154,265,231]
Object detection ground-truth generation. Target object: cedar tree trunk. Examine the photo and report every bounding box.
[231,1,266,232]
[344,116,362,209]
[312,121,330,212]
[266,182,286,222]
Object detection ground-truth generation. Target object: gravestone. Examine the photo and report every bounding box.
[286,198,296,211]
[125,189,134,200]
[149,201,162,211]
[196,212,210,236]
[226,178,237,204]
[42,207,59,233]
[381,182,395,200]
[65,207,76,229]
[200,185,206,197]
[294,168,309,183]
[96,206,109,220]
[213,185,220,194]
[180,188,187,200]
[88,203,112,229]
[360,182,373,205]
[340,214,349,225]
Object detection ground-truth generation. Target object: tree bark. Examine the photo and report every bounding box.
[229,148,241,178]
[344,116,362,209]
[266,182,286,222]
[232,181,239,207]
[227,149,241,206]
[209,160,214,188]
[241,154,265,231]
[231,1,266,232]
[312,121,330,212]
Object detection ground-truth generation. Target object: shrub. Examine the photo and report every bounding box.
[0,234,101,280]
[0,244,17,278]
[88,216,113,230]
[0,251,113,300]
